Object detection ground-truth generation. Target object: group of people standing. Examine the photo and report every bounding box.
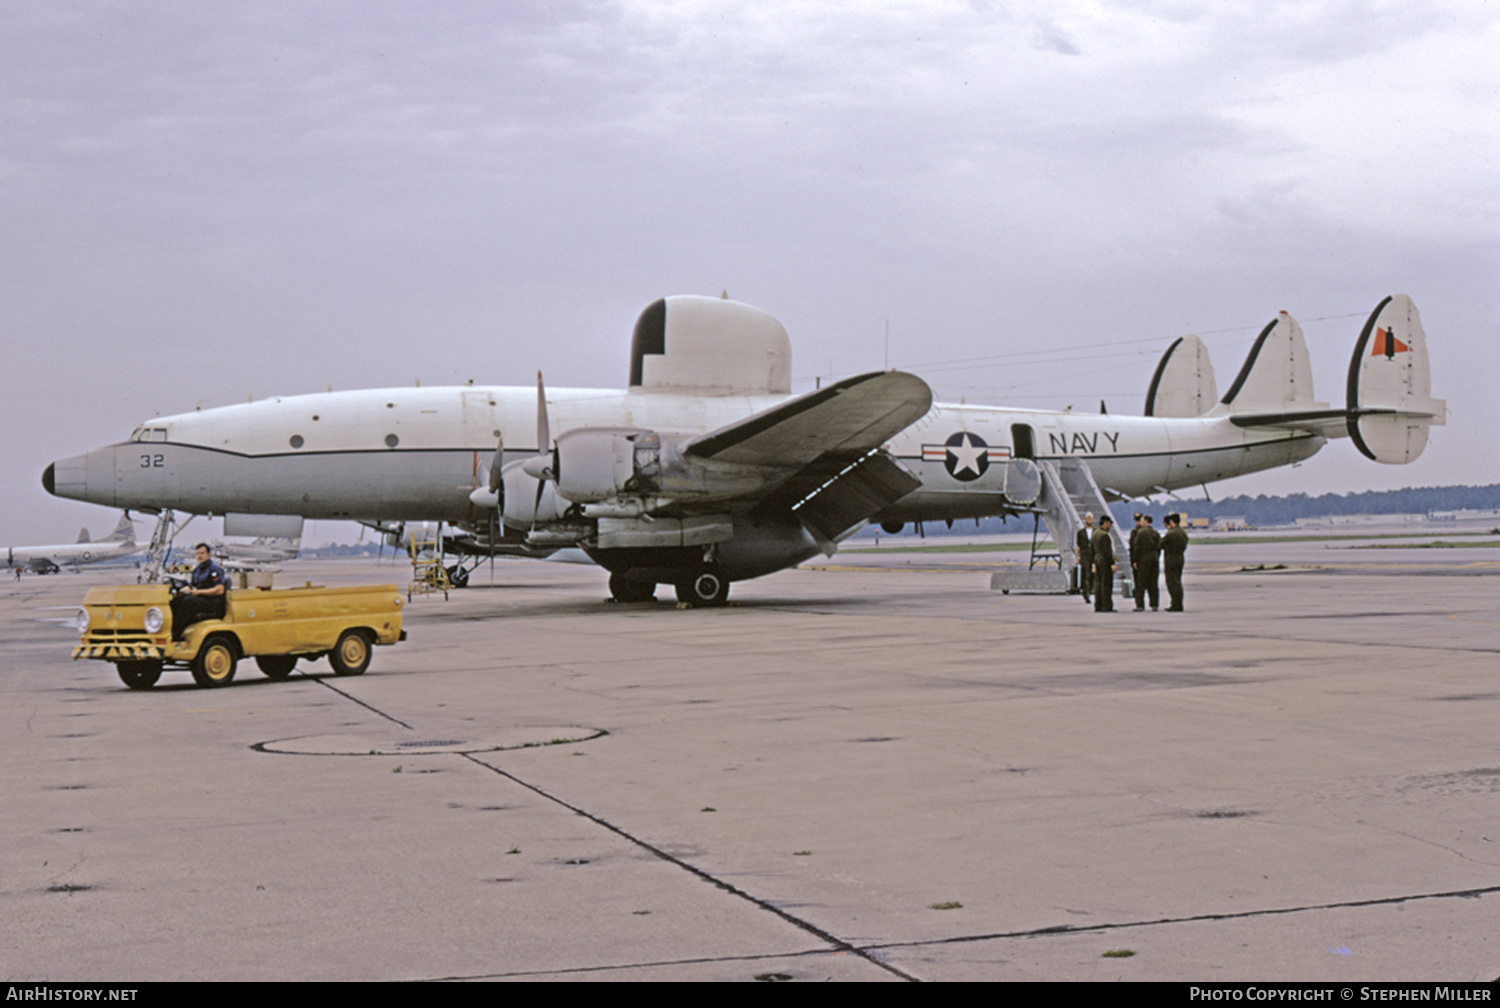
[1074,512,1188,613]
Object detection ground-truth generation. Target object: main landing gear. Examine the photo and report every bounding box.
[674,570,729,608]
[608,572,657,603]
[606,569,730,606]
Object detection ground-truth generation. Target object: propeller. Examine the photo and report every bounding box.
[484,434,502,584]
[465,372,559,537]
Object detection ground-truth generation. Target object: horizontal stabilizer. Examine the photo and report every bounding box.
[1346,294,1445,463]
[1145,335,1217,417]
[1227,406,1438,434]
[1217,312,1326,414]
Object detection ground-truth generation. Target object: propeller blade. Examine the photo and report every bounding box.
[531,470,548,534]
[487,434,504,495]
[536,371,550,457]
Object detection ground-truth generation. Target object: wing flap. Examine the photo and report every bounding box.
[792,450,923,555]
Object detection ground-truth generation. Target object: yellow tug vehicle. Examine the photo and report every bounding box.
[73,579,406,689]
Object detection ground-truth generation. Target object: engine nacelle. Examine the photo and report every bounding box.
[554,428,665,503]
[500,459,568,529]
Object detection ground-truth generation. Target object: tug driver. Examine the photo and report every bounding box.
[171,542,227,638]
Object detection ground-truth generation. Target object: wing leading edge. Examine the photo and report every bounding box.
[685,370,932,467]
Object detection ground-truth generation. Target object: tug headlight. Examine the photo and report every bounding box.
[144,607,165,634]
[77,609,90,635]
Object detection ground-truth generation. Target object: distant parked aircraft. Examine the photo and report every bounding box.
[5,512,142,574]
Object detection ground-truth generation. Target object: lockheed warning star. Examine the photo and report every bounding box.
[43,293,1443,605]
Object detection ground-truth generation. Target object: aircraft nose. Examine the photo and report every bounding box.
[44,452,92,501]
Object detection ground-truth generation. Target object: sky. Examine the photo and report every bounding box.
[4,1,1496,546]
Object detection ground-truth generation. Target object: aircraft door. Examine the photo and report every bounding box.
[1010,424,1035,460]
[461,391,500,448]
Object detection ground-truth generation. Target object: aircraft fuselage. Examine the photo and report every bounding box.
[5,538,141,573]
[44,384,1324,525]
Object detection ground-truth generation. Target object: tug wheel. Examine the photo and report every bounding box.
[256,655,297,680]
[117,661,162,690]
[190,636,237,688]
[330,630,372,676]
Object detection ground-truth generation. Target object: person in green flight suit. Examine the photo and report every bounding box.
[1092,515,1117,612]
[1132,514,1161,611]
[1128,512,1144,602]
[1076,512,1095,604]
[1161,513,1189,612]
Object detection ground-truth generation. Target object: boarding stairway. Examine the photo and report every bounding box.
[990,458,1133,598]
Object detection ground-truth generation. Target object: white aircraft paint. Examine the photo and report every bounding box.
[42,294,1442,603]
[5,513,142,574]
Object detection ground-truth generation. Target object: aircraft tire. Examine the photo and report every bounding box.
[330,630,372,676]
[117,660,162,690]
[675,571,729,608]
[447,564,469,588]
[609,572,656,603]
[256,655,297,680]
[190,636,238,688]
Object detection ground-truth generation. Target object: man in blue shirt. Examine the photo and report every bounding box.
[171,542,228,638]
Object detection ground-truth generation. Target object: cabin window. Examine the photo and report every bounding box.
[1011,424,1035,460]
[385,434,400,448]
[289,435,304,449]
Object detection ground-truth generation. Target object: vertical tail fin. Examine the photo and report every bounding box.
[1346,294,1445,463]
[1144,335,1217,417]
[1217,312,1326,414]
[109,512,136,543]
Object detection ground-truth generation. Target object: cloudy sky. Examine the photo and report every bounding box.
[4,1,1496,545]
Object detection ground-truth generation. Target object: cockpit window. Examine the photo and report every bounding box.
[130,426,169,443]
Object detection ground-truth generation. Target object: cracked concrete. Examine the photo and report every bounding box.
[2,538,1497,981]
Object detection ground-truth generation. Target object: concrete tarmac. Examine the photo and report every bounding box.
[3,541,1497,982]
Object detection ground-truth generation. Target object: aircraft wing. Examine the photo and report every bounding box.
[684,370,932,468]
[683,370,933,550]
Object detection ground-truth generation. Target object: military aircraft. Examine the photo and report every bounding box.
[5,512,143,574]
[43,293,1442,604]
[212,535,301,566]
